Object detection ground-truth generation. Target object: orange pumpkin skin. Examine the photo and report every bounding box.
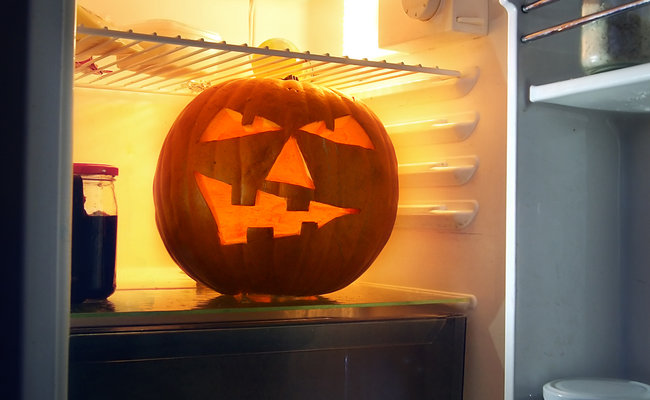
[153,77,398,296]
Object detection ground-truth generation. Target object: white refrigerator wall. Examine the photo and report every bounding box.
[78,0,343,54]
[73,0,507,399]
[360,5,508,399]
[620,117,650,383]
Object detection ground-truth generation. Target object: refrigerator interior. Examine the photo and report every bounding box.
[503,0,650,397]
[70,0,507,398]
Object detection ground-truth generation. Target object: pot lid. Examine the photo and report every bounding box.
[543,378,650,400]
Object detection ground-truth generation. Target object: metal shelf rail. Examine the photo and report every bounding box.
[520,0,650,43]
[74,26,461,96]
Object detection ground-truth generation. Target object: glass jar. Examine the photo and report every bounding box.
[581,0,650,74]
[71,163,119,303]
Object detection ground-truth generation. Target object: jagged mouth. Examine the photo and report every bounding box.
[195,172,359,245]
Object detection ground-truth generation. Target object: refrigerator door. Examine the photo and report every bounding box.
[504,0,650,397]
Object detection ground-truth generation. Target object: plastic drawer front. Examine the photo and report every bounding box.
[69,315,466,399]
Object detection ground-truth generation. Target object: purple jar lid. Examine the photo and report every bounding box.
[73,163,119,176]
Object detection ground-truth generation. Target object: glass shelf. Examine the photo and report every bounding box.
[529,62,650,112]
[70,282,475,330]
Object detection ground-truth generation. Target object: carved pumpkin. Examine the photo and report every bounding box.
[153,77,398,296]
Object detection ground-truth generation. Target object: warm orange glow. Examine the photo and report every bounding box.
[234,293,320,302]
[250,38,309,80]
[266,136,315,189]
[195,172,359,245]
[200,108,281,142]
[241,293,272,303]
[300,115,375,149]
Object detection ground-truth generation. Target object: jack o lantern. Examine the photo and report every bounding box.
[153,77,398,296]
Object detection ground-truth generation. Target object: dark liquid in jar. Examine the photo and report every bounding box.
[71,175,117,303]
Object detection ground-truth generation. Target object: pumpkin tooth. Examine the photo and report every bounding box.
[300,221,318,235]
[246,227,274,242]
[279,183,312,211]
[238,183,258,206]
[286,196,310,211]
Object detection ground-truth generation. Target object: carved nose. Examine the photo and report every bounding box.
[265,137,315,189]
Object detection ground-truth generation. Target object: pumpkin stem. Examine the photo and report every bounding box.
[282,75,299,81]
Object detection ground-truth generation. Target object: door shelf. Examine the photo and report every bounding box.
[398,156,479,187]
[75,26,462,96]
[529,62,650,112]
[386,111,479,145]
[396,200,479,230]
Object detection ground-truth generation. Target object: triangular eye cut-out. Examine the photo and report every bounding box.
[300,116,375,149]
[200,108,281,142]
[266,137,315,189]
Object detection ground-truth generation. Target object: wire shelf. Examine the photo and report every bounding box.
[520,0,650,43]
[74,26,461,96]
